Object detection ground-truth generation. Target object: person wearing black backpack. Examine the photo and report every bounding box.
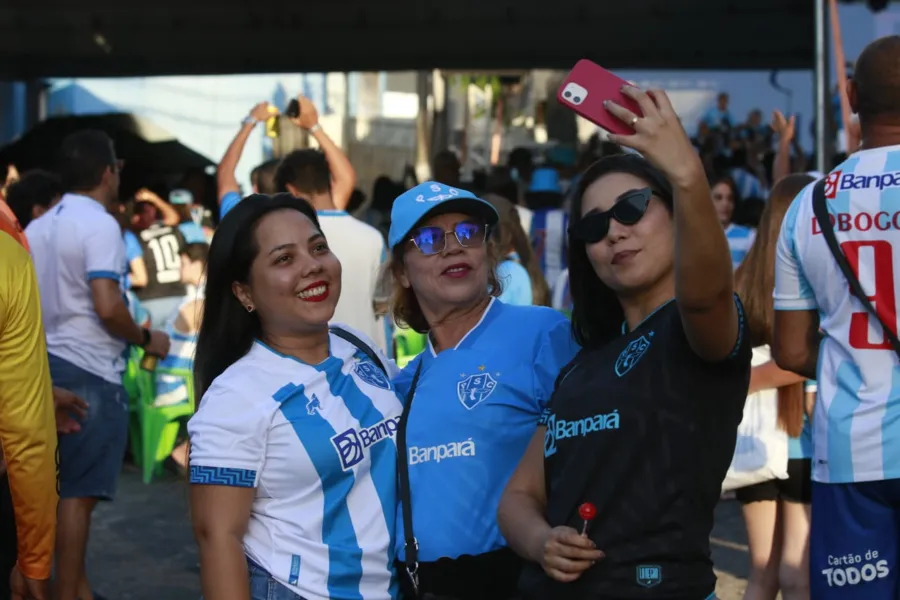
[773,35,900,600]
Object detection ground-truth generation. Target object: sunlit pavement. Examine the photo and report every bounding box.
[87,467,759,600]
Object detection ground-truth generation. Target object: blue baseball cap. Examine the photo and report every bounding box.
[528,167,563,194]
[388,181,499,249]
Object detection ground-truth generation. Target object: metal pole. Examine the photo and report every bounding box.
[815,0,830,174]
[415,70,432,182]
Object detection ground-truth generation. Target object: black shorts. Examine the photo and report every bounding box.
[735,458,812,504]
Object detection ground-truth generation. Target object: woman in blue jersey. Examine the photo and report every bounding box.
[732,174,815,600]
[387,181,580,599]
[188,193,402,600]
[499,87,751,600]
[710,173,756,270]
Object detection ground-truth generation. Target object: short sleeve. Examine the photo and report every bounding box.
[392,354,423,401]
[85,217,126,282]
[532,314,581,410]
[219,191,241,221]
[123,230,143,262]
[774,190,818,311]
[187,385,270,488]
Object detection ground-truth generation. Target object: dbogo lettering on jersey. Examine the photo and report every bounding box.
[811,209,900,234]
[825,169,900,199]
[543,411,620,457]
[821,550,890,587]
[408,438,476,465]
[331,416,400,470]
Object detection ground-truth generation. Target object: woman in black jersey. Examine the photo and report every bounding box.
[498,86,751,600]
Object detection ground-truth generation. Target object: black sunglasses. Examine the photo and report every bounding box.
[569,187,653,244]
[408,221,488,255]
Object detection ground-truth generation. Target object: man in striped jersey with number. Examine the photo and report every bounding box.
[774,36,900,599]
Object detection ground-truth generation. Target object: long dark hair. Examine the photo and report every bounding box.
[193,193,322,399]
[568,154,674,349]
[735,173,814,436]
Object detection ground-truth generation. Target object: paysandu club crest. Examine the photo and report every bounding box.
[457,366,498,410]
[615,332,653,377]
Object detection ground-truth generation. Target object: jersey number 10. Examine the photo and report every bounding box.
[147,235,182,284]
[842,240,898,349]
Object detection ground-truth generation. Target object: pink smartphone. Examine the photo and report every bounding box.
[557,59,644,135]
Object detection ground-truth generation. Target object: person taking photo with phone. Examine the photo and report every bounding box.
[499,82,750,600]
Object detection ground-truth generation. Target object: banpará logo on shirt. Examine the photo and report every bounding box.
[353,357,391,390]
[408,438,476,465]
[615,333,653,377]
[825,169,900,199]
[331,416,400,470]
[543,411,621,457]
[457,365,499,410]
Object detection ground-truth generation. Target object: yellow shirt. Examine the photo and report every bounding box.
[0,230,57,580]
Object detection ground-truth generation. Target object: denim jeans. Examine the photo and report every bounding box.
[248,559,306,600]
[50,353,128,500]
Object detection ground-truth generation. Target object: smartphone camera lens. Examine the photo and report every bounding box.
[564,91,572,99]
[573,96,581,103]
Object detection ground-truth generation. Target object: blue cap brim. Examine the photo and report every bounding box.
[391,197,499,249]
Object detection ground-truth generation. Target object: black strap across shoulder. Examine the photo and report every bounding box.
[329,326,388,373]
[811,178,900,358]
[396,360,424,597]
[330,325,424,594]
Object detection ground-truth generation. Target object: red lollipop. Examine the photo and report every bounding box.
[578,502,597,535]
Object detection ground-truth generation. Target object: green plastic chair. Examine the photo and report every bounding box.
[123,347,145,467]
[395,328,426,368]
[131,348,196,483]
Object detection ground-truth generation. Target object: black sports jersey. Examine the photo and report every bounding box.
[520,298,751,600]
[135,223,187,300]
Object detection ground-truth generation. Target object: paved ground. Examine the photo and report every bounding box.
[87,467,761,600]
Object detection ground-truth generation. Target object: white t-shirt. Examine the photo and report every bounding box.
[25,193,127,384]
[775,146,900,484]
[318,211,388,354]
[188,326,402,600]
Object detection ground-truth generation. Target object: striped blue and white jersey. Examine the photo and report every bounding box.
[551,268,572,313]
[187,326,402,600]
[530,208,568,286]
[774,145,900,484]
[154,288,203,407]
[725,223,756,270]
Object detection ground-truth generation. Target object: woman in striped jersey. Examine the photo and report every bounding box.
[188,194,402,600]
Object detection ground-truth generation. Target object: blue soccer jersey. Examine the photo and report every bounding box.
[392,299,580,561]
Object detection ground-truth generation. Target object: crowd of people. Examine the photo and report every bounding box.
[2,34,900,600]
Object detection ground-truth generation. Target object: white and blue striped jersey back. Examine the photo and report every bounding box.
[530,208,568,285]
[774,145,900,484]
[187,326,402,600]
[725,223,756,270]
